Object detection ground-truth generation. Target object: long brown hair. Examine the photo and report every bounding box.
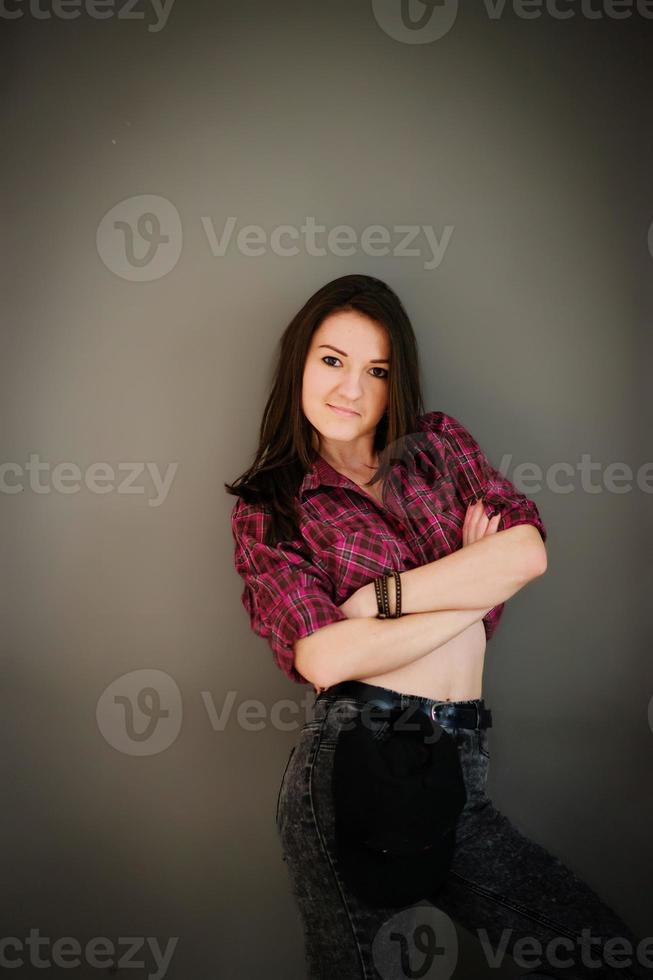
[224,274,425,545]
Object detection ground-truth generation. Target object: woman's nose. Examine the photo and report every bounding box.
[336,373,364,399]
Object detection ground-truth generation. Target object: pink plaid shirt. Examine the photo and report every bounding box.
[231,410,547,685]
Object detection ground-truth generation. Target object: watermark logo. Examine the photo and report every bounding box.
[494,452,653,495]
[373,0,653,43]
[96,669,182,756]
[370,913,653,977]
[380,430,653,500]
[0,0,176,32]
[200,215,454,271]
[0,930,178,979]
[96,194,182,281]
[372,905,458,978]
[97,204,454,280]
[96,681,453,749]
[478,926,653,973]
[372,0,459,43]
[0,455,178,507]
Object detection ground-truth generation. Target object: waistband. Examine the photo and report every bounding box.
[320,680,492,731]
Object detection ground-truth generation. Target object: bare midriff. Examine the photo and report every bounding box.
[356,620,487,702]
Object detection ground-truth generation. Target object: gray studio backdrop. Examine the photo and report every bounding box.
[2,1,652,978]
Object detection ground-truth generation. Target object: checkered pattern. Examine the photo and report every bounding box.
[231,411,547,684]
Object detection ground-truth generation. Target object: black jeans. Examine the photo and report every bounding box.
[276,684,651,980]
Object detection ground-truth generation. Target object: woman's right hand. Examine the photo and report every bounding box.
[462,499,501,547]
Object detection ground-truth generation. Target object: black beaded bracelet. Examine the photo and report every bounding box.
[374,574,389,618]
[380,573,390,618]
[374,572,403,618]
[391,569,402,618]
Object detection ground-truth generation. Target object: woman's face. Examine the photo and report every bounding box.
[301,309,390,446]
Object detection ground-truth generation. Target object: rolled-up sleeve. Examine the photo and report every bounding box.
[439,412,548,640]
[230,499,348,684]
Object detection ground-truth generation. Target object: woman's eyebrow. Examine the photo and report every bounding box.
[318,344,389,364]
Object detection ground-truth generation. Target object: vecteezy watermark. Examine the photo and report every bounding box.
[200,216,454,272]
[96,195,454,280]
[372,0,461,43]
[370,907,653,979]
[0,455,178,507]
[372,0,653,44]
[0,930,178,979]
[97,671,448,755]
[96,195,183,281]
[384,430,653,498]
[496,452,653,495]
[372,905,459,980]
[96,675,653,757]
[479,926,653,973]
[97,670,184,756]
[0,0,176,32]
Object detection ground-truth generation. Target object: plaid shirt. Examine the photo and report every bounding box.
[231,410,547,685]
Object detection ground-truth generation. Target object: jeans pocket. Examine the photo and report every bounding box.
[275,745,297,830]
[478,728,490,758]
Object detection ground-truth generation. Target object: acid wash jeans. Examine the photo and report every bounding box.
[275,685,651,980]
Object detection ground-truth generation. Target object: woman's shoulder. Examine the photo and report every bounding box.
[414,410,472,452]
[230,494,272,539]
[409,411,483,473]
[415,409,465,435]
[230,493,307,556]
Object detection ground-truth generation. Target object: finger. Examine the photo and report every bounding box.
[465,504,478,544]
[463,501,474,530]
[462,502,475,546]
[487,513,501,533]
[468,499,484,537]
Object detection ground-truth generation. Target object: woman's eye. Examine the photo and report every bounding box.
[321,356,388,379]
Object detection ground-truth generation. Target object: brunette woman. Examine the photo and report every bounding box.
[226,274,647,980]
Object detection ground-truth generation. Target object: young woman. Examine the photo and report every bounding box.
[225,275,647,980]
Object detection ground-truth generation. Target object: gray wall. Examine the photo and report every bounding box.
[2,1,651,977]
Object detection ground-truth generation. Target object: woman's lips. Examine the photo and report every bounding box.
[328,404,359,417]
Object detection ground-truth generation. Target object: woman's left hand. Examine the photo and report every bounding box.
[462,499,501,547]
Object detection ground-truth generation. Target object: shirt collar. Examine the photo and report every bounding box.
[297,415,429,500]
[299,451,405,499]
[299,453,351,498]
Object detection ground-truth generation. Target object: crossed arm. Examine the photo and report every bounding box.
[302,503,548,691]
[340,521,546,620]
